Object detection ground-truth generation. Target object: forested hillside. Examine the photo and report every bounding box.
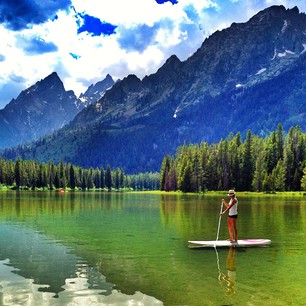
[3,124,306,193]
[0,159,159,191]
[160,124,306,192]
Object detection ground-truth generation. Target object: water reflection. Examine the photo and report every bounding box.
[219,247,237,296]
[0,192,305,305]
[0,223,163,305]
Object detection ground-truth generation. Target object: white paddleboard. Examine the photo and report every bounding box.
[188,239,271,248]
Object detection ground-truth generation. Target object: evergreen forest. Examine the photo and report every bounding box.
[0,159,159,191]
[160,124,306,193]
[3,124,306,193]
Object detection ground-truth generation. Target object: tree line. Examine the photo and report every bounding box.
[3,124,306,193]
[160,124,306,192]
[0,158,159,191]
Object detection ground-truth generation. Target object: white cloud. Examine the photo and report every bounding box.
[73,0,184,26]
[0,0,306,109]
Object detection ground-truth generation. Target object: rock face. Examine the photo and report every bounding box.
[0,73,115,149]
[79,74,115,106]
[0,72,83,149]
[3,5,306,173]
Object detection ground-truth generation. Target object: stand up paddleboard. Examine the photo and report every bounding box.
[188,239,271,248]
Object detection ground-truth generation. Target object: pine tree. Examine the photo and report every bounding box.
[81,173,87,190]
[37,163,47,188]
[59,160,66,188]
[160,155,171,191]
[180,161,193,192]
[199,142,209,191]
[87,168,94,189]
[300,166,306,190]
[48,161,55,190]
[272,159,286,191]
[206,145,219,190]
[69,164,76,190]
[232,132,242,189]
[277,123,284,160]
[266,131,278,174]
[192,145,201,192]
[218,140,230,190]
[93,168,101,189]
[0,158,4,185]
[100,167,105,189]
[168,162,178,191]
[241,130,254,191]
[119,168,125,188]
[252,151,267,192]
[105,164,112,191]
[114,168,120,190]
[14,157,22,189]
[54,171,60,189]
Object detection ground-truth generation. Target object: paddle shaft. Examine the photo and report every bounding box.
[216,202,223,241]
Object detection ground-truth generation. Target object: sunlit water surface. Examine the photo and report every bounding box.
[0,192,305,305]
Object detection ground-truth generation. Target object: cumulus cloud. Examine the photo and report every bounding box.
[0,78,25,108]
[0,0,72,31]
[117,22,162,52]
[16,35,58,55]
[0,0,306,109]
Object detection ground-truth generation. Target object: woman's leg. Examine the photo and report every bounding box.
[232,218,238,242]
[228,217,237,242]
[227,218,233,241]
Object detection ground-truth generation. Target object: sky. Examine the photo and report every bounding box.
[1,0,306,109]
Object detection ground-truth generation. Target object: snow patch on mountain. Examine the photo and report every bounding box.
[256,68,266,75]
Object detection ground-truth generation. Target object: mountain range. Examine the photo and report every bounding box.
[0,72,114,149]
[2,5,306,173]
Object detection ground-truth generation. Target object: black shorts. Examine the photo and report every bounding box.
[228,214,238,218]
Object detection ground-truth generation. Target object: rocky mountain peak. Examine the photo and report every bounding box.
[12,72,64,104]
[183,5,306,97]
[79,74,115,106]
[44,71,62,85]
[251,5,299,21]
[0,72,82,149]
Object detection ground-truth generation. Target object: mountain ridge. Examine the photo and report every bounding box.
[2,5,306,173]
[0,73,114,149]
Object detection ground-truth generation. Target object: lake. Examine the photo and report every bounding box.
[0,191,305,305]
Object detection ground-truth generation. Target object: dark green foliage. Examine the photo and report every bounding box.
[0,159,159,191]
[159,124,306,192]
[105,165,112,191]
[128,172,160,191]
[3,124,306,193]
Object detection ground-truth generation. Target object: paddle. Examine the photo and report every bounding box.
[215,202,223,280]
[215,201,223,243]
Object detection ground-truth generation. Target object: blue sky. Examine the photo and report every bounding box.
[0,0,306,109]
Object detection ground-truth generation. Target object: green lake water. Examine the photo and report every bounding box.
[0,191,305,305]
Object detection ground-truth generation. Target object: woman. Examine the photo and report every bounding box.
[220,190,238,243]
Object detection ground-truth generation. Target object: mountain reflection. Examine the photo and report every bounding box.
[0,223,162,305]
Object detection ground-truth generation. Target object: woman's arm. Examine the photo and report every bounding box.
[221,198,237,215]
[222,199,229,208]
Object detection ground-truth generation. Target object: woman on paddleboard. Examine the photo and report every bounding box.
[220,190,238,243]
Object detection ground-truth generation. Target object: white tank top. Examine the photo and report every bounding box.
[229,197,238,216]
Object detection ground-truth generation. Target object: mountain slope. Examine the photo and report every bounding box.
[3,5,306,173]
[79,74,115,106]
[0,73,115,149]
[0,72,82,149]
